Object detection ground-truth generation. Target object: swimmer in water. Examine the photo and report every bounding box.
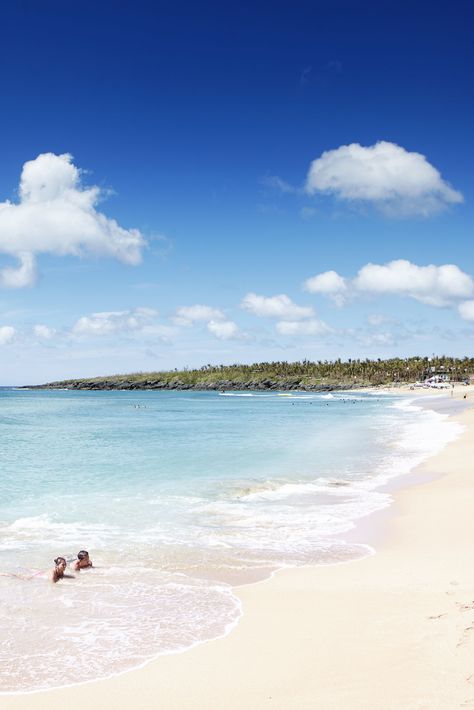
[1,557,74,582]
[74,550,93,571]
[50,556,74,583]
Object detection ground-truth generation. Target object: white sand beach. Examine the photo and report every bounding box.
[3,389,474,710]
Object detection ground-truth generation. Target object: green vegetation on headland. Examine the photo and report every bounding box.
[32,356,474,391]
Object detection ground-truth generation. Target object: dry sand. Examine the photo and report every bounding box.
[3,388,474,710]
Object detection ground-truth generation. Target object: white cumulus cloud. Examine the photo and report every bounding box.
[305,141,463,216]
[241,293,314,320]
[305,260,474,309]
[0,152,146,288]
[0,252,37,288]
[304,270,348,306]
[173,303,241,339]
[354,260,474,306]
[207,319,240,340]
[72,307,158,336]
[174,304,225,326]
[0,325,16,345]
[276,319,331,336]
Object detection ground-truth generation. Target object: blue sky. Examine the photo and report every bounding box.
[0,0,473,384]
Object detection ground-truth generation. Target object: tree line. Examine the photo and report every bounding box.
[42,356,474,389]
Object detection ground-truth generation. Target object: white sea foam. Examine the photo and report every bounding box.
[219,391,335,400]
[186,396,464,565]
[218,392,270,397]
[0,567,242,693]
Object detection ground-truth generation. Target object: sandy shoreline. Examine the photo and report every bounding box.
[3,388,474,709]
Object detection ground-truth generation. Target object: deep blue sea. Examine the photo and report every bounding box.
[0,388,461,692]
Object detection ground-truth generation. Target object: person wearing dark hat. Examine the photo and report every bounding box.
[74,550,93,571]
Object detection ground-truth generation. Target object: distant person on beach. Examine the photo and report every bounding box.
[74,550,93,571]
[50,556,74,583]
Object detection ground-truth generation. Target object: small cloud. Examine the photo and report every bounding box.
[72,307,158,337]
[260,174,298,194]
[33,324,56,339]
[207,319,241,340]
[304,270,348,306]
[172,303,241,339]
[305,141,463,217]
[276,319,332,336]
[366,314,395,326]
[0,252,37,289]
[174,304,225,326]
[0,325,16,345]
[241,293,314,320]
[458,300,474,321]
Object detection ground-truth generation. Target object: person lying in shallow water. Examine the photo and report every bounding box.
[50,556,74,583]
[73,550,93,571]
[1,556,77,582]
[1,561,65,581]
[1,553,90,582]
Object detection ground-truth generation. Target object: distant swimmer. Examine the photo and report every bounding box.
[50,556,74,583]
[74,550,93,571]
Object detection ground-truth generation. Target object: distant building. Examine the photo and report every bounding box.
[423,365,450,383]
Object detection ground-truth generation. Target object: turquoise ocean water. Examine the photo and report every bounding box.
[0,389,462,692]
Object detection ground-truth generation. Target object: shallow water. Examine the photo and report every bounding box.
[0,389,462,692]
